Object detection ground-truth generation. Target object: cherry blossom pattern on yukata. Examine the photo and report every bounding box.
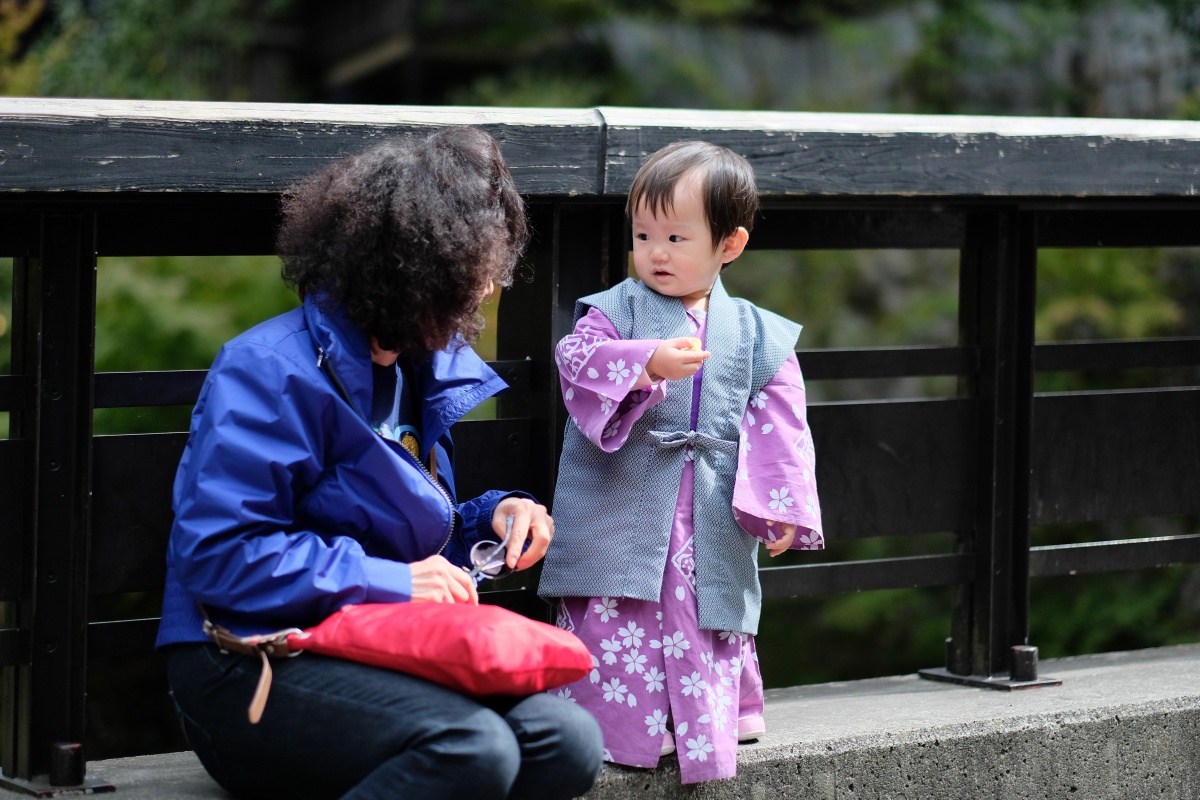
[555,307,667,451]
[731,353,824,550]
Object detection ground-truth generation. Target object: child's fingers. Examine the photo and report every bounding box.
[667,336,702,351]
[766,522,797,556]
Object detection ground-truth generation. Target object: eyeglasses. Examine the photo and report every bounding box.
[467,515,514,585]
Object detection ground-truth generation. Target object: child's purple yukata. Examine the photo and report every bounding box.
[551,306,824,784]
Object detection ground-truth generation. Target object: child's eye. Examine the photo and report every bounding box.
[669,235,685,243]
[634,233,649,241]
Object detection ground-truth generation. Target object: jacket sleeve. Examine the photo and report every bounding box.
[168,342,414,626]
[442,490,536,569]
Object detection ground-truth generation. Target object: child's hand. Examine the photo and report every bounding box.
[646,337,710,382]
[764,520,796,557]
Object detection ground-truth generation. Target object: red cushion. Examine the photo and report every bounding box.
[287,602,591,696]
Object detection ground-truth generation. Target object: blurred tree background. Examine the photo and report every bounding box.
[1,0,1198,757]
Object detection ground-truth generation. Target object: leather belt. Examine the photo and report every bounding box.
[199,605,307,724]
[203,617,300,658]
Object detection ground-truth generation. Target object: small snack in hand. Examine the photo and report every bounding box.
[684,337,703,351]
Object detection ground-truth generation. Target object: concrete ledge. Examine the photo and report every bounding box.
[5,644,1200,799]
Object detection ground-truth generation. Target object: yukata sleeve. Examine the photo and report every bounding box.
[555,306,667,452]
[732,353,825,551]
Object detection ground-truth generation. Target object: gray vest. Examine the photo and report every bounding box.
[538,277,801,634]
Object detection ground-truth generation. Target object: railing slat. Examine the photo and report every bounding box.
[1035,338,1200,372]
[761,553,974,598]
[810,398,976,539]
[90,434,187,595]
[1030,535,1200,577]
[92,360,537,410]
[0,374,27,413]
[751,208,965,249]
[800,346,975,380]
[87,619,159,660]
[1032,388,1200,524]
[0,441,26,602]
[0,627,27,668]
[1038,209,1200,248]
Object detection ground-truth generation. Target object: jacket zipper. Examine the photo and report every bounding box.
[316,347,455,555]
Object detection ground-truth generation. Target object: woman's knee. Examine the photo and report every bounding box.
[546,700,605,788]
[505,694,604,797]
[434,708,523,790]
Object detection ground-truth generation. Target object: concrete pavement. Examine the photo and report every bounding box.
[5,643,1199,799]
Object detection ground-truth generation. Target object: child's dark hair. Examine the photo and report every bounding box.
[277,127,529,354]
[626,141,758,248]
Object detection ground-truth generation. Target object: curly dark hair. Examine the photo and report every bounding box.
[278,127,529,354]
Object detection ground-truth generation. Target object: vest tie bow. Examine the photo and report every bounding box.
[649,429,738,456]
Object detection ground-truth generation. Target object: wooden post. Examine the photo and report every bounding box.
[922,207,1055,689]
[3,212,98,785]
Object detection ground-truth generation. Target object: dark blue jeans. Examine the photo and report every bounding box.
[165,643,603,800]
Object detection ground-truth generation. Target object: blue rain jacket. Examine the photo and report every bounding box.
[156,295,513,647]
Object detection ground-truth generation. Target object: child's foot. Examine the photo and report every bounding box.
[660,731,676,756]
[737,714,766,742]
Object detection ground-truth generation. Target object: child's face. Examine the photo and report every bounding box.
[631,171,743,309]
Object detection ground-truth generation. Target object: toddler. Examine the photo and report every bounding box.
[538,141,824,784]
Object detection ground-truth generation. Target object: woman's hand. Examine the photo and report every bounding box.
[646,337,710,382]
[764,520,796,557]
[494,496,554,572]
[409,554,478,604]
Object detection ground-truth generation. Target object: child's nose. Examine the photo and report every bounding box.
[650,245,668,263]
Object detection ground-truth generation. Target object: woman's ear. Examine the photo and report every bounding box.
[720,227,750,264]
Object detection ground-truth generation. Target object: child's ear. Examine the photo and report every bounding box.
[720,227,750,264]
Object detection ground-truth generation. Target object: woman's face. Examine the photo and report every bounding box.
[476,277,496,306]
[370,338,400,366]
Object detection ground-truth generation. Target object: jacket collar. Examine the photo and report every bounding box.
[302,295,506,450]
[303,294,374,418]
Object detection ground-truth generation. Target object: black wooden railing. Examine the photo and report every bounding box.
[1,99,1199,791]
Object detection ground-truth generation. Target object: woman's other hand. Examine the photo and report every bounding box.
[494,497,553,571]
[409,554,479,604]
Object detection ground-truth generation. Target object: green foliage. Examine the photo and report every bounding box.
[724,248,960,401]
[3,0,293,99]
[894,0,1200,117]
[1032,565,1200,658]
[1037,248,1182,342]
[726,249,961,351]
[759,587,952,685]
[95,256,292,372]
[450,64,638,108]
[1156,0,1200,40]
[92,255,299,435]
[1034,247,1196,393]
[898,0,1007,113]
[0,0,45,94]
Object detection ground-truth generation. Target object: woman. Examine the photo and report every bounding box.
[156,128,603,800]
